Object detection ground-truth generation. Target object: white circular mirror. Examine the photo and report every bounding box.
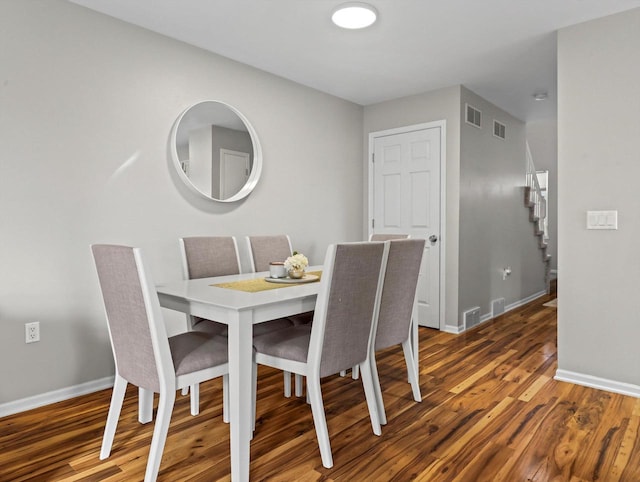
[170,100,262,202]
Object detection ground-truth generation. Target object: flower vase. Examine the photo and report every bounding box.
[288,269,305,279]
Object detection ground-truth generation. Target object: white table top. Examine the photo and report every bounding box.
[156,267,322,324]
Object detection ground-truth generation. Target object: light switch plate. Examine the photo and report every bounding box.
[587,210,618,230]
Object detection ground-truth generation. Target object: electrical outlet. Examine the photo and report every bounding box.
[25,322,40,343]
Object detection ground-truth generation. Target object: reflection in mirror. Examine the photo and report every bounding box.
[170,101,262,202]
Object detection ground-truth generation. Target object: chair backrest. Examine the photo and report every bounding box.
[246,235,292,272]
[369,233,410,241]
[308,242,389,378]
[91,244,172,393]
[179,236,241,279]
[374,238,425,350]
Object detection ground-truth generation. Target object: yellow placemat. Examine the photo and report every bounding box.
[212,271,322,293]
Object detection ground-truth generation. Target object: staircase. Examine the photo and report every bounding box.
[524,142,552,293]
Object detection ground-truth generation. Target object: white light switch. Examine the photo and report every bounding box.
[587,210,618,230]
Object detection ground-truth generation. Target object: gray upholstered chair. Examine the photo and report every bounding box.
[245,234,293,272]
[92,244,229,482]
[369,238,425,425]
[245,234,311,397]
[342,233,411,380]
[179,236,292,408]
[252,241,389,468]
[179,236,242,336]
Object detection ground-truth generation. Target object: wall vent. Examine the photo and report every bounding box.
[492,298,505,317]
[465,103,482,128]
[463,307,481,330]
[493,120,506,139]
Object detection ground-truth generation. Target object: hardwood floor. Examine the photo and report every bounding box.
[2,287,639,481]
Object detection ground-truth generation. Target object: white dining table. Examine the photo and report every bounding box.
[156,268,322,482]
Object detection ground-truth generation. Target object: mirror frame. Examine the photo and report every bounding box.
[170,100,263,203]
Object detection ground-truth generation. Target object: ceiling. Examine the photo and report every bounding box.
[69,0,640,122]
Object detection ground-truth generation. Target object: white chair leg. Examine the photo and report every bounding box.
[145,388,176,482]
[181,386,189,396]
[359,361,382,436]
[295,374,304,397]
[402,339,422,402]
[339,370,346,377]
[222,374,229,423]
[189,383,200,416]
[306,376,333,468]
[252,363,257,435]
[369,352,387,425]
[352,365,360,380]
[411,311,419,382]
[100,375,127,459]
[139,387,153,424]
[283,371,292,398]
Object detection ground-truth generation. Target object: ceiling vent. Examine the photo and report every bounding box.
[493,120,506,140]
[465,103,481,128]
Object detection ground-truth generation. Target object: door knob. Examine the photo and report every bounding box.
[429,235,438,243]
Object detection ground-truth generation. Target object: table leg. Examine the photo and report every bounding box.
[226,310,253,482]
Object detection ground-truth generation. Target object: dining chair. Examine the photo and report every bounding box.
[91,244,229,482]
[252,241,390,468]
[180,236,292,408]
[245,234,293,272]
[245,234,311,397]
[342,233,411,380]
[369,238,425,425]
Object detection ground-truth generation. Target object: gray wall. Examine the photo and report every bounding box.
[527,120,558,273]
[363,86,548,331]
[557,8,640,387]
[363,86,462,330]
[0,0,363,404]
[458,87,546,324]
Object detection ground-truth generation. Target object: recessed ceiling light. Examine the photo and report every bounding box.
[332,3,377,29]
[533,92,548,101]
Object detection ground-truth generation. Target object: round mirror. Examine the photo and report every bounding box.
[170,100,262,202]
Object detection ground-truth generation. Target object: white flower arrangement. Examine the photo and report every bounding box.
[284,252,308,272]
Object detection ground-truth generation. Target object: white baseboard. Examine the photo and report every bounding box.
[443,324,463,334]
[505,290,547,312]
[454,290,547,334]
[555,369,640,398]
[0,376,114,418]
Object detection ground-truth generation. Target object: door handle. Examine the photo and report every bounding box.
[429,235,438,243]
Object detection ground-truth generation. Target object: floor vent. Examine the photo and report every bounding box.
[463,307,481,330]
[492,298,505,317]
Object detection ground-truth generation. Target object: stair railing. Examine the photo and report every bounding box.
[525,142,548,241]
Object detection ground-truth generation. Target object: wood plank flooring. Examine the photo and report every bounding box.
[1,286,639,481]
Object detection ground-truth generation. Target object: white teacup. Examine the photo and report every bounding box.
[269,262,287,278]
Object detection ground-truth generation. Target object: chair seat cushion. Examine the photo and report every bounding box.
[169,332,228,376]
[193,318,228,336]
[286,311,314,326]
[193,317,293,337]
[252,325,312,362]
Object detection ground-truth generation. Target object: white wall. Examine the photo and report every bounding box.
[363,86,462,330]
[459,87,547,325]
[0,0,363,405]
[557,8,640,389]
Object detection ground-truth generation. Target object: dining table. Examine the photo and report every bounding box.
[156,267,323,482]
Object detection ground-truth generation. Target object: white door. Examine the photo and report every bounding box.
[370,124,443,329]
[220,149,250,200]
